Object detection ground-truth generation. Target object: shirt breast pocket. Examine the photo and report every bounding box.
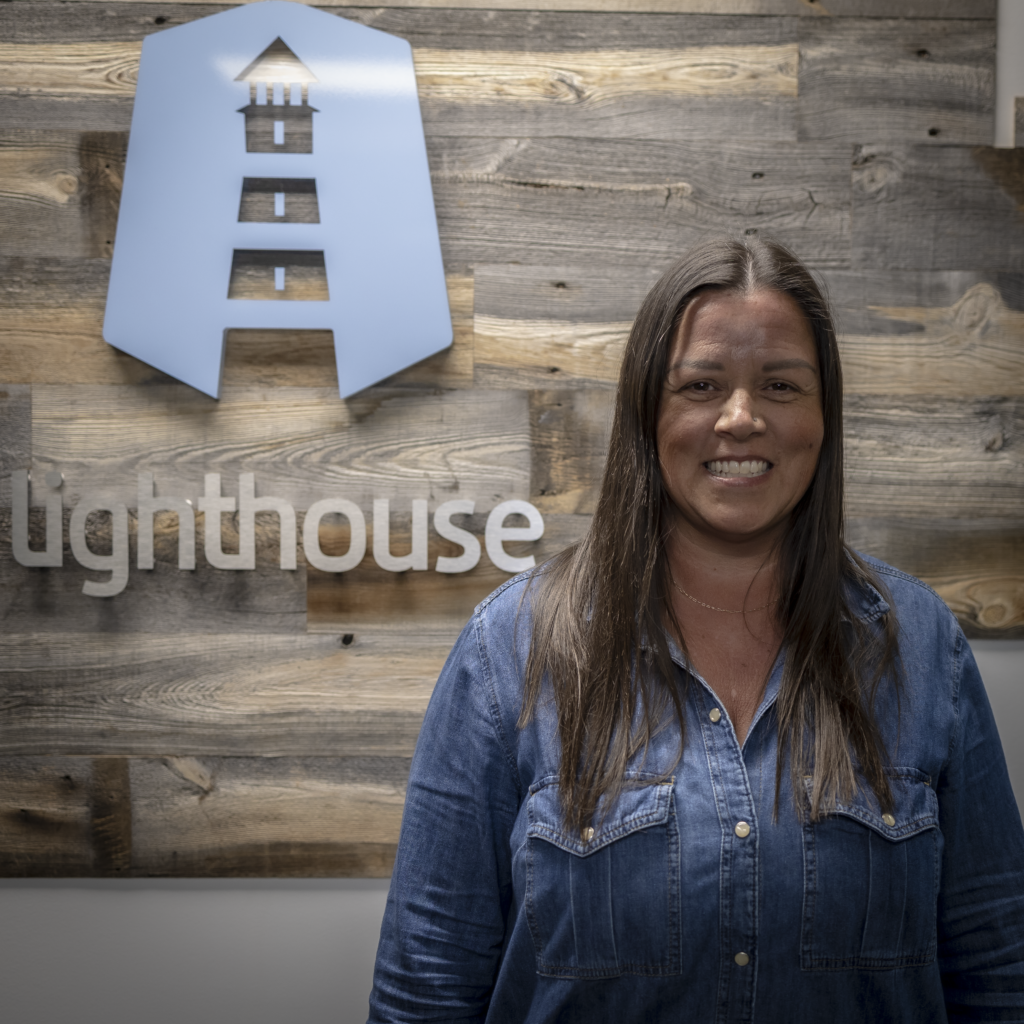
[801,769,940,971]
[525,775,680,979]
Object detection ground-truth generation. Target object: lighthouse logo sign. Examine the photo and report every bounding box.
[103,0,451,399]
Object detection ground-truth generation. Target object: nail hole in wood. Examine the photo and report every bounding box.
[341,633,354,647]
[916,49,930,58]
[928,127,940,136]
[752,172,764,179]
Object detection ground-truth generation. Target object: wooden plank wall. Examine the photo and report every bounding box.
[0,0,1020,877]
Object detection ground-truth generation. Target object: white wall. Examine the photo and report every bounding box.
[996,0,1024,145]
[1,10,1022,1024]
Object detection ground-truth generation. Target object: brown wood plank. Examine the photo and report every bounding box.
[90,756,132,874]
[531,392,612,514]
[0,756,95,876]
[0,631,453,756]
[307,512,589,630]
[797,18,995,145]
[130,756,409,877]
[28,385,530,509]
[848,517,1023,638]
[852,146,1024,272]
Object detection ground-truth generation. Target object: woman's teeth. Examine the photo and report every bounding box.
[706,460,770,477]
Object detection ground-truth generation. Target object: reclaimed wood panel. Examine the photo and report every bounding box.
[0,510,308,634]
[797,18,994,145]
[852,146,1024,272]
[131,756,408,877]
[0,754,410,877]
[0,631,452,757]
[848,517,1023,638]
[11,0,992,14]
[844,396,1022,519]
[0,40,799,139]
[0,256,472,390]
[28,386,530,509]
[307,512,590,629]
[430,137,851,267]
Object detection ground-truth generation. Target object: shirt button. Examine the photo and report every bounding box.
[734,821,751,838]
[882,813,896,827]
[581,826,595,842]
[709,708,722,723]
[734,952,750,966]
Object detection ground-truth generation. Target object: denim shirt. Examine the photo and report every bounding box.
[369,558,1024,1023]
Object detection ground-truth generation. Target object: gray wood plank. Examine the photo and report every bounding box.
[0,630,455,756]
[0,5,797,47]
[430,137,851,268]
[798,18,995,145]
[0,386,31,478]
[851,145,1024,272]
[844,395,1022,519]
[799,0,993,17]
[474,263,662,322]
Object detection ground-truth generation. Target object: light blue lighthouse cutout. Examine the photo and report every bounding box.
[103,0,451,399]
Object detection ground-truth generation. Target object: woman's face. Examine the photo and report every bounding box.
[656,288,825,549]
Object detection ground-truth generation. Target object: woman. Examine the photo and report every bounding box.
[369,238,1024,1022]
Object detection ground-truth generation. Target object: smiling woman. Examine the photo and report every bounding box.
[368,239,1024,1023]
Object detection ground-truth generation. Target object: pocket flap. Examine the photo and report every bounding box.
[804,768,938,841]
[527,775,673,857]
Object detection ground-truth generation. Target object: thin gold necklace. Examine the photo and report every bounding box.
[669,573,771,614]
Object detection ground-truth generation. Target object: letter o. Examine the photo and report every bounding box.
[303,499,366,572]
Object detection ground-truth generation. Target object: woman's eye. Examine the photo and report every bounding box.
[685,381,715,393]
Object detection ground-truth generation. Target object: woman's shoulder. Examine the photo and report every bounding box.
[850,550,958,630]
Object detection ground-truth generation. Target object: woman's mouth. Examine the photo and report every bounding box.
[705,459,771,478]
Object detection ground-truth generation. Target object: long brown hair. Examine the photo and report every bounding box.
[520,237,900,835]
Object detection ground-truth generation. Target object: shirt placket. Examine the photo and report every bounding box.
[688,671,779,1024]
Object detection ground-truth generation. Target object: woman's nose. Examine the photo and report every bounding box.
[715,390,765,438]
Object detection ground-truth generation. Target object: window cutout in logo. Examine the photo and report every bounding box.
[103,1,451,399]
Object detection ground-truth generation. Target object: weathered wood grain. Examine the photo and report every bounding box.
[0,631,452,756]
[0,261,472,389]
[307,512,589,630]
[28,386,530,509]
[7,1,807,17]
[1016,97,1024,149]
[13,0,991,14]
[0,510,308,633]
[844,396,1022,519]
[531,393,612,514]
[851,146,1024,272]
[90,756,131,874]
[838,282,1024,397]
[0,756,95,875]
[474,315,629,390]
[848,517,1023,638]
[473,278,1024,397]
[0,131,126,258]
[0,386,31,478]
[131,756,408,877]
[474,262,661,323]
[0,40,798,139]
[797,19,994,145]
[430,137,851,268]
[0,7,797,48]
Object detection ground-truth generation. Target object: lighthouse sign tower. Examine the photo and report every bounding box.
[103,1,451,399]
